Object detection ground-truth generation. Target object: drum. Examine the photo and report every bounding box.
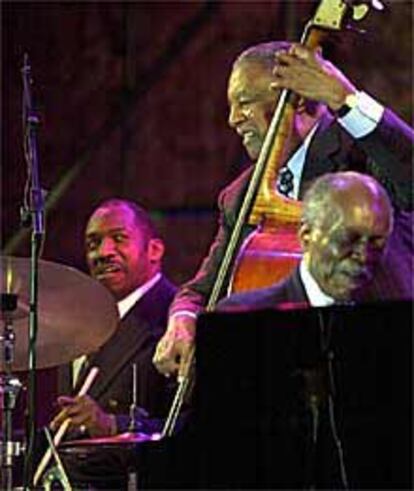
[56,432,162,489]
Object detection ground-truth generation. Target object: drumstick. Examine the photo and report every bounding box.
[33,366,99,486]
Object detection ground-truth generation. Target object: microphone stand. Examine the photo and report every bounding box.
[20,52,45,490]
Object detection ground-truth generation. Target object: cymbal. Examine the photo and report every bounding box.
[60,431,162,452]
[0,256,119,372]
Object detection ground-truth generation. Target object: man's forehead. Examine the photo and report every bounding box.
[227,62,272,98]
[320,200,390,236]
[86,205,135,232]
[229,61,271,89]
[335,187,388,217]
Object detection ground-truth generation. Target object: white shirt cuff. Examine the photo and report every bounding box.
[170,310,198,320]
[338,91,384,139]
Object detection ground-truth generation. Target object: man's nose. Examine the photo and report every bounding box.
[351,240,371,264]
[97,237,116,257]
[228,104,246,128]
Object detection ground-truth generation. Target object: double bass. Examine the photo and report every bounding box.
[163,0,384,437]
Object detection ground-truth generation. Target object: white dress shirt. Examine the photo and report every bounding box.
[299,260,335,307]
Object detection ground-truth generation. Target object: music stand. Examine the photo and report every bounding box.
[194,301,412,489]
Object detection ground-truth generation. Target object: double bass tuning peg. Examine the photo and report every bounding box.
[348,0,385,22]
[351,4,370,21]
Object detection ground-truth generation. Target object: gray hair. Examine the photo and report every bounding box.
[301,171,393,228]
[234,41,292,72]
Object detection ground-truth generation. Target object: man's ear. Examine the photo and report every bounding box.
[298,221,312,251]
[147,238,165,263]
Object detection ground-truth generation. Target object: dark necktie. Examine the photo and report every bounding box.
[277,166,295,197]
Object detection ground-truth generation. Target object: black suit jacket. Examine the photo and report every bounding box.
[58,275,177,427]
[217,266,309,311]
[55,276,177,488]
[170,110,413,314]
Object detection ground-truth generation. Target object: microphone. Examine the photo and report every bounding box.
[21,52,45,236]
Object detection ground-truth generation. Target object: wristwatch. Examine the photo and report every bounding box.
[336,92,358,118]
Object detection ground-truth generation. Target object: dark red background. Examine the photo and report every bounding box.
[1,0,412,429]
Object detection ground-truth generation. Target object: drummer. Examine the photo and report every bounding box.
[50,199,177,488]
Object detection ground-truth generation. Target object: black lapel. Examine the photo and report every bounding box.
[285,267,309,303]
[260,268,309,307]
[57,363,73,395]
[79,277,174,400]
[78,309,147,401]
[127,276,175,338]
[299,113,345,197]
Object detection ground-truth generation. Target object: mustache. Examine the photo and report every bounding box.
[341,265,372,281]
[236,127,256,137]
[91,257,121,273]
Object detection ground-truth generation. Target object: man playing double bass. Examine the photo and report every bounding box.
[153,41,413,380]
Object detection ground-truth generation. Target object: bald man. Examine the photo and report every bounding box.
[218,171,393,309]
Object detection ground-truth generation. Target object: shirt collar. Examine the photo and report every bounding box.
[117,272,162,319]
[299,260,335,307]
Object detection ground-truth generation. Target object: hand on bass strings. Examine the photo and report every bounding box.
[271,43,357,111]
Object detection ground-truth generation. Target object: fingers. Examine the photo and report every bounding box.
[155,341,187,379]
[50,409,70,431]
[177,345,194,382]
[275,44,319,68]
[289,43,323,61]
[51,395,94,433]
[272,45,318,88]
[153,315,196,379]
[49,395,75,429]
[153,334,180,377]
[269,43,354,109]
[56,395,75,407]
[51,395,112,437]
[153,332,175,367]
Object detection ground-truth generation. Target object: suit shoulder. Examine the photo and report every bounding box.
[158,276,178,296]
[217,270,307,311]
[217,283,286,311]
[218,166,253,207]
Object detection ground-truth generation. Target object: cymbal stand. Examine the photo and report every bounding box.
[0,293,24,491]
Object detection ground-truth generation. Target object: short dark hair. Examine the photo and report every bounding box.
[234,41,292,73]
[94,198,160,242]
